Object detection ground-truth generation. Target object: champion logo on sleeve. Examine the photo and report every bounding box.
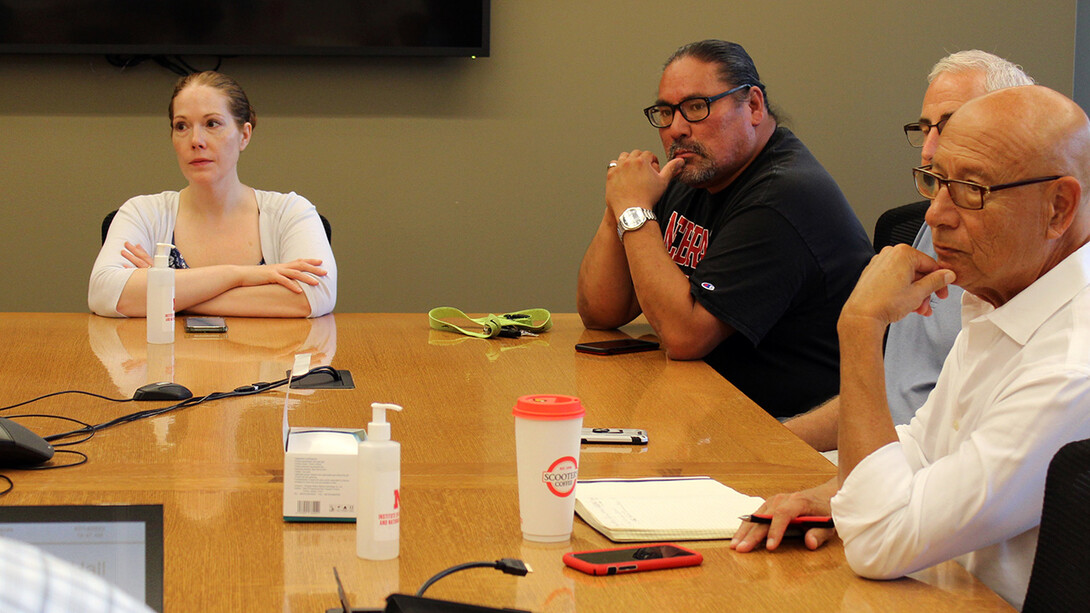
[701,282,716,291]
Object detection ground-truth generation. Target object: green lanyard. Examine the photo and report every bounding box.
[428,307,552,338]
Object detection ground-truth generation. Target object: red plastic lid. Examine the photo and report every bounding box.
[512,394,585,420]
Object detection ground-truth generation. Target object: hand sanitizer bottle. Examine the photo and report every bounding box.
[146,243,175,345]
[357,402,402,560]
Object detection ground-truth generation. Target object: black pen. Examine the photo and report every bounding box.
[739,514,834,529]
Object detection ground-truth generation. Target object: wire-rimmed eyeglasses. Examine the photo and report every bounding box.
[643,83,754,129]
[912,164,1062,210]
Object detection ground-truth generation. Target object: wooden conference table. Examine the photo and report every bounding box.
[0,313,1012,612]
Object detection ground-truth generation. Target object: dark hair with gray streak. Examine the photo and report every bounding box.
[665,39,779,123]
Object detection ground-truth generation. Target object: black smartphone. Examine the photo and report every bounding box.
[575,339,659,355]
[563,544,702,576]
[184,316,227,333]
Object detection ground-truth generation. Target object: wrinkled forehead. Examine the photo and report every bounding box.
[919,70,988,124]
[658,57,729,100]
[932,104,1024,180]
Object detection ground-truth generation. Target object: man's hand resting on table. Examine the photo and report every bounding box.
[730,479,837,553]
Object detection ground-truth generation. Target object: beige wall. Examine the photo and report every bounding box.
[0,0,1076,313]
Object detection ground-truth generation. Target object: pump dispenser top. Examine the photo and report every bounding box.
[153,242,171,268]
[368,402,401,441]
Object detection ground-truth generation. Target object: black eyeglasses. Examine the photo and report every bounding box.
[643,83,754,128]
[912,165,1062,210]
[903,117,950,147]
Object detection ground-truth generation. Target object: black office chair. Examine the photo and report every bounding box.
[872,200,929,252]
[1022,437,1090,612]
[100,210,119,245]
[101,210,332,245]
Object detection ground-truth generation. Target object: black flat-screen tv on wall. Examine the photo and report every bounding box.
[0,1,490,57]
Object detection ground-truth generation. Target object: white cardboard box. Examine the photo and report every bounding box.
[283,427,364,522]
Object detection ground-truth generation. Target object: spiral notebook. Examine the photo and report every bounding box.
[574,476,764,542]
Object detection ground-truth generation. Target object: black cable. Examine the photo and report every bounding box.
[0,452,86,499]
[0,417,92,497]
[171,55,227,73]
[105,54,148,70]
[20,449,88,470]
[416,562,494,596]
[0,390,131,413]
[152,55,189,76]
[176,56,197,73]
[6,414,95,446]
[43,366,341,443]
[104,54,227,74]
[0,366,341,497]
[416,559,532,597]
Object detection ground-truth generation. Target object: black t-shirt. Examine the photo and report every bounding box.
[652,127,873,417]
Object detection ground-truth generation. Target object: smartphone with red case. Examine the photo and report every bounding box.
[562,543,702,576]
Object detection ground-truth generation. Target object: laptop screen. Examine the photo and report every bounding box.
[0,504,164,612]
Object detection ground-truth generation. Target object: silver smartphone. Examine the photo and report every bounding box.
[581,427,648,445]
[184,316,227,333]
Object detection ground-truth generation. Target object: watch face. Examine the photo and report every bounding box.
[621,208,647,230]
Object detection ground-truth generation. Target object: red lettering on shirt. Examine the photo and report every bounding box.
[688,227,709,267]
[663,212,709,269]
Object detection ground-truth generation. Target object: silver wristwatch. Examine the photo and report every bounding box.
[616,207,657,241]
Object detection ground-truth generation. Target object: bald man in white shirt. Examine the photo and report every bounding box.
[733,85,1090,609]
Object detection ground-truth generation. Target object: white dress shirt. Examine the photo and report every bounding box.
[831,241,1090,609]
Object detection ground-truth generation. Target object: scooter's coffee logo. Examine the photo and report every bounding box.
[541,456,578,497]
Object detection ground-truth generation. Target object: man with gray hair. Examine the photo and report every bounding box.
[785,50,1034,450]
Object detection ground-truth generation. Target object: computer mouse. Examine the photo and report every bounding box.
[0,417,54,468]
[133,382,194,401]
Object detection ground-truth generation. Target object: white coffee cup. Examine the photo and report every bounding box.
[513,394,585,542]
